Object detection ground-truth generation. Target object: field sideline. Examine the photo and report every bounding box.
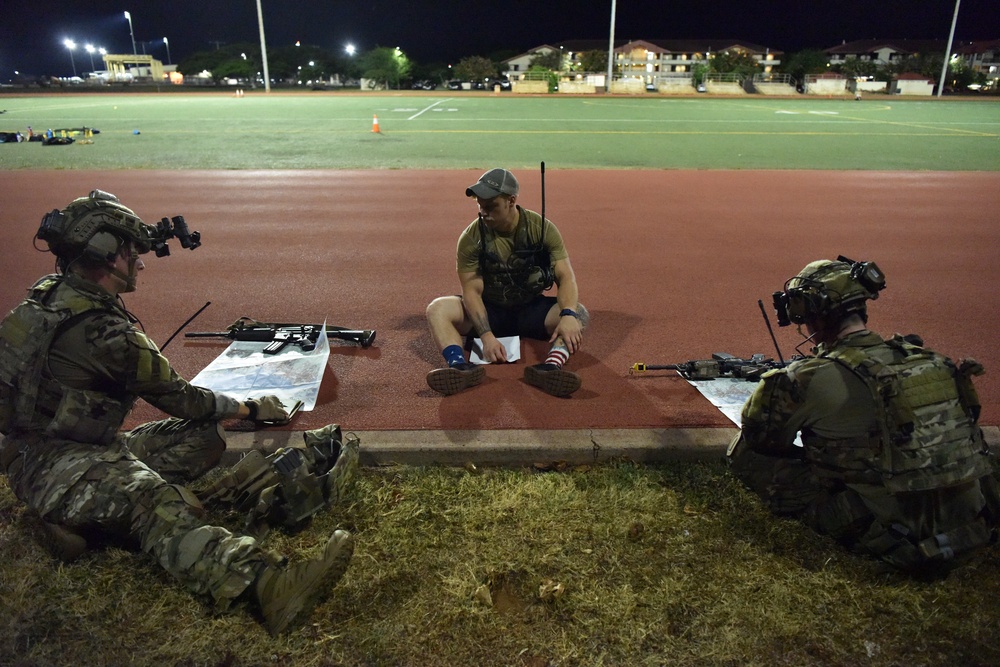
[0,93,998,170]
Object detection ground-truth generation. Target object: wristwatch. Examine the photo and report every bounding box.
[559,309,579,319]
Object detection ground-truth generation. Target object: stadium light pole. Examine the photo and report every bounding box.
[63,39,77,77]
[605,0,617,93]
[124,11,137,56]
[937,0,961,98]
[163,37,172,65]
[255,0,271,92]
[85,44,96,73]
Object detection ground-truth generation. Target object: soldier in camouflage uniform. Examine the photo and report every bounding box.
[0,191,358,635]
[728,257,999,576]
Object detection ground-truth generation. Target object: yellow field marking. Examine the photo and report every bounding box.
[147,127,997,138]
[827,112,996,137]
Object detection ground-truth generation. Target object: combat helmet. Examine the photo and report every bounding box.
[36,190,155,266]
[773,255,886,326]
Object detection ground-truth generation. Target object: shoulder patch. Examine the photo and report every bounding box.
[128,329,161,353]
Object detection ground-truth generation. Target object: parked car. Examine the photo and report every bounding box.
[485,77,511,91]
[411,80,436,90]
[446,80,463,90]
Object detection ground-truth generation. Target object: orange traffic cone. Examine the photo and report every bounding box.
[372,115,381,133]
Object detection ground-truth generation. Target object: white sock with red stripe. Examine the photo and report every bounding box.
[544,345,569,368]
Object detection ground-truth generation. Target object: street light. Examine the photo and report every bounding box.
[63,39,77,77]
[606,0,617,93]
[124,11,137,55]
[937,0,961,98]
[85,44,96,73]
[163,37,171,65]
[345,43,356,56]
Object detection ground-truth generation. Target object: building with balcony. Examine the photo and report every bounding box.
[824,39,946,67]
[614,39,779,80]
[956,40,1000,86]
[502,39,780,87]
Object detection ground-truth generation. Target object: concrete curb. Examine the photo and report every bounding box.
[3,427,996,469]
[222,426,1000,468]
[222,427,740,468]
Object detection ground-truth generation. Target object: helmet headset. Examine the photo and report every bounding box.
[772,255,886,327]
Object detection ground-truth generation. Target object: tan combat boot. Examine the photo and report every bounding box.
[324,434,360,506]
[253,529,354,635]
[41,521,88,563]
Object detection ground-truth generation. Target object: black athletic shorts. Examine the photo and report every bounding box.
[481,295,557,340]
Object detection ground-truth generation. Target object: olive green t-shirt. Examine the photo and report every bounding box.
[456,206,568,306]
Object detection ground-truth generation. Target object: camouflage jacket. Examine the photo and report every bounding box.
[740,330,990,491]
[0,273,237,446]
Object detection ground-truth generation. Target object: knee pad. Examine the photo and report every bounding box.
[137,483,206,549]
[152,483,205,518]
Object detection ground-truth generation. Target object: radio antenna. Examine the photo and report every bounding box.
[540,161,546,223]
[758,299,785,364]
[160,301,211,352]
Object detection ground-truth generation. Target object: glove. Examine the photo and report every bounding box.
[246,395,291,425]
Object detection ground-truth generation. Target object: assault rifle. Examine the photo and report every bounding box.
[630,352,796,381]
[185,317,376,354]
[629,299,808,381]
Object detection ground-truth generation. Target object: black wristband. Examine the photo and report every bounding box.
[245,400,258,421]
[559,309,579,319]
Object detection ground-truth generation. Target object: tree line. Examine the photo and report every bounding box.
[176,42,988,91]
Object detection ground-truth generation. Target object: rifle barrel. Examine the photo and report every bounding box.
[630,363,680,372]
[184,331,235,338]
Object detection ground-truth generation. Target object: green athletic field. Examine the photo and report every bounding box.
[0,93,998,170]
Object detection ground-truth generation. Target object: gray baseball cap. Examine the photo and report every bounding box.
[466,168,519,199]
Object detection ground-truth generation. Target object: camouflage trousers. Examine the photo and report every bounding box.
[2,418,268,608]
[728,435,999,574]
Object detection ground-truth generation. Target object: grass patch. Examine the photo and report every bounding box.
[2,460,998,666]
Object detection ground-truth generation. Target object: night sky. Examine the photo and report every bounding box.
[1,0,996,79]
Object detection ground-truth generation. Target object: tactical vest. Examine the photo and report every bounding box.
[198,427,360,540]
[478,209,555,306]
[809,335,990,493]
[0,275,133,444]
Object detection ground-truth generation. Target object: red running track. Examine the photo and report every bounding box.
[2,170,998,432]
